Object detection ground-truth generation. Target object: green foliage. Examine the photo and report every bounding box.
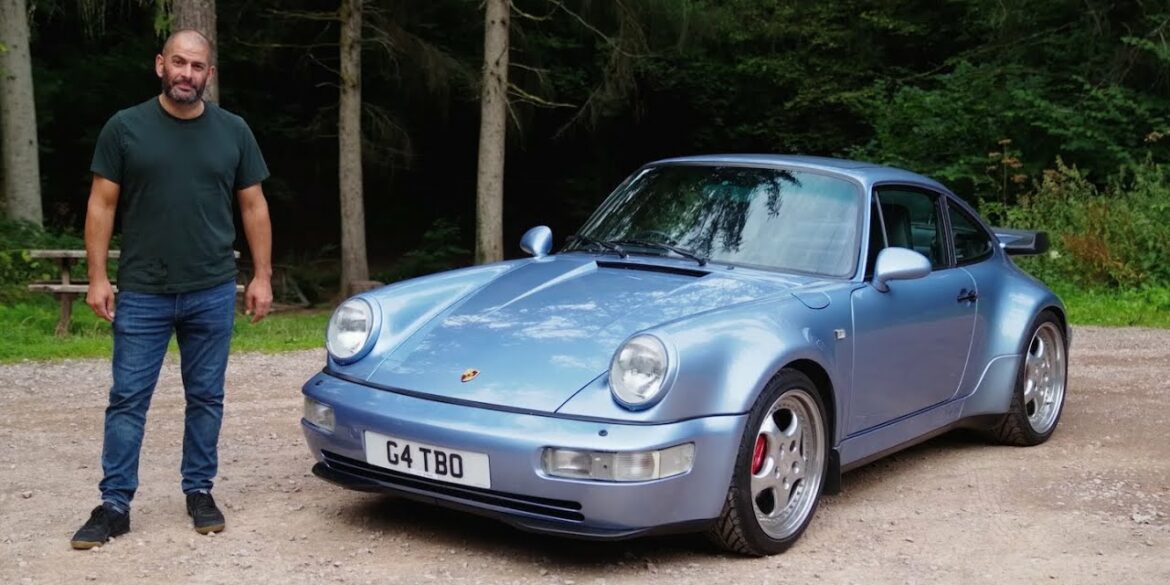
[855,62,1169,201]
[1013,79,1168,173]
[852,62,1024,195]
[985,158,1170,289]
[0,218,89,300]
[152,0,170,37]
[374,218,471,284]
[1124,35,1170,65]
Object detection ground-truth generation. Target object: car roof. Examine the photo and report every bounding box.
[650,154,951,193]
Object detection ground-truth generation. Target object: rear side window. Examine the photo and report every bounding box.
[948,203,994,265]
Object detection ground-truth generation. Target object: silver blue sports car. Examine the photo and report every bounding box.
[301,155,1068,556]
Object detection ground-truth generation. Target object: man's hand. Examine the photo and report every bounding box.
[244,276,273,323]
[237,183,273,324]
[87,279,116,322]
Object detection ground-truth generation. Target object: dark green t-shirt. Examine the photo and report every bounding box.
[91,97,269,293]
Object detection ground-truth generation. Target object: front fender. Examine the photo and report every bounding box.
[556,295,853,433]
[327,261,522,380]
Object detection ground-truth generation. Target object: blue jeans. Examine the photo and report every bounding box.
[99,279,237,511]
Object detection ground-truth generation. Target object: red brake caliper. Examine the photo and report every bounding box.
[751,434,766,474]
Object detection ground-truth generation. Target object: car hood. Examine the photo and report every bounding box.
[366,256,813,412]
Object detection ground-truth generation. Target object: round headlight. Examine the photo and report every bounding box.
[609,335,669,408]
[326,298,376,363]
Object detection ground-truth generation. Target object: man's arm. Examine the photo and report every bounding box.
[238,183,273,323]
[85,175,121,322]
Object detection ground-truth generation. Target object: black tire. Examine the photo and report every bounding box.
[993,311,1068,446]
[707,369,828,556]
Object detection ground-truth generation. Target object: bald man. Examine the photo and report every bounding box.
[71,29,273,549]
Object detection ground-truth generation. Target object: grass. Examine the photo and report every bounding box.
[1,283,1167,363]
[1050,284,1170,329]
[0,294,330,363]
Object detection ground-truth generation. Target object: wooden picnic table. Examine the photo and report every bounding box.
[26,249,243,336]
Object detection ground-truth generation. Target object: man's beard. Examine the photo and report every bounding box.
[162,74,205,104]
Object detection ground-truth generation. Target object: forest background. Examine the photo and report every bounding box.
[1,0,1168,357]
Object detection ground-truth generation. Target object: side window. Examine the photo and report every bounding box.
[873,187,947,269]
[948,202,994,265]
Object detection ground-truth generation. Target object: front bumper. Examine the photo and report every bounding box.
[301,371,748,539]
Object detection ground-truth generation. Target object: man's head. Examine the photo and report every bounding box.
[155,30,215,105]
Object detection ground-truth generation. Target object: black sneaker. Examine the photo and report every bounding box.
[186,491,226,534]
[70,505,130,550]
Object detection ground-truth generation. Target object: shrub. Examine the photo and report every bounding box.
[0,218,88,301]
[985,157,1170,289]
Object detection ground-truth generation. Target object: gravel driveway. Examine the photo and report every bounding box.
[1,326,1167,584]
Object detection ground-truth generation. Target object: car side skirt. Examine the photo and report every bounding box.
[838,352,1022,472]
[839,397,965,471]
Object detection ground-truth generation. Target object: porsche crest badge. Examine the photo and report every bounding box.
[461,369,480,383]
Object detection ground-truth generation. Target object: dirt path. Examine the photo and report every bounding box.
[1,326,1167,584]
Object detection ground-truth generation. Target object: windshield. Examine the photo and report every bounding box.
[568,164,863,277]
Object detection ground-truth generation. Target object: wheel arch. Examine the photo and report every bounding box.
[774,358,842,495]
[1045,304,1070,344]
[781,359,836,445]
[957,297,1069,421]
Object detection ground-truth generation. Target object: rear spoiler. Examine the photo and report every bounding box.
[992,227,1050,256]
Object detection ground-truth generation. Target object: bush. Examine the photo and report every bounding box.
[983,157,1170,289]
[0,218,89,301]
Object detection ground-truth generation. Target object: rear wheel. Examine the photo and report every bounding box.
[708,370,828,556]
[994,312,1068,446]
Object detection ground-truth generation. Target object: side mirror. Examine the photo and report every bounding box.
[873,247,931,293]
[520,226,553,258]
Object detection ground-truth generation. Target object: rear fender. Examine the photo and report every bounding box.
[958,262,1066,417]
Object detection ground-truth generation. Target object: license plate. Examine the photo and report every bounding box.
[363,431,491,489]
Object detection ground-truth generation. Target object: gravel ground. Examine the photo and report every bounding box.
[1,325,1167,584]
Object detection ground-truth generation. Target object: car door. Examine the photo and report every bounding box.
[847,185,978,435]
[945,199,1000,399]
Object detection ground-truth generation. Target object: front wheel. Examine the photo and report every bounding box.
[708,370,828,556]
[993,311,1068,446]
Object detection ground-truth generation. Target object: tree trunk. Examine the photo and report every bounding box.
[475,0,508,264]
[171,0,218,103]
[338,0,369,294]
[0,0,43,226]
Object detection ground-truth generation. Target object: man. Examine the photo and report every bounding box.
[70,29,273,549]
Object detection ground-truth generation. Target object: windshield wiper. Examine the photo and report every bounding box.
[567,234,627,258]
[612,239,708,266]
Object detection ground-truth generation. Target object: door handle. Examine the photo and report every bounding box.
[956,288,978,303]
